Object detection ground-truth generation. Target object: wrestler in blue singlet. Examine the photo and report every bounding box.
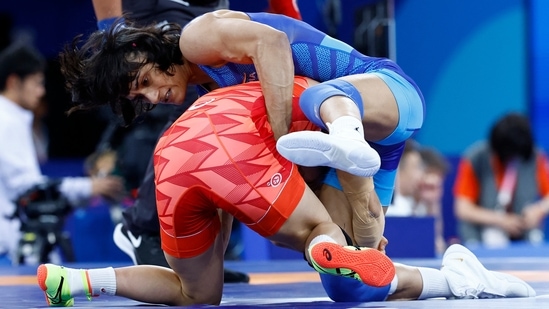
[194,13,425,301]
[196,12,424,208]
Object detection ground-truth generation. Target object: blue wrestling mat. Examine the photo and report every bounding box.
[1,253,549,309]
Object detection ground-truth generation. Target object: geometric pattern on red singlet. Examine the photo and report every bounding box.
[154,83,295,237]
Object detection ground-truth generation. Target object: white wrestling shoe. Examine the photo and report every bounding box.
[276,125,380,177]
[441,244,536,299]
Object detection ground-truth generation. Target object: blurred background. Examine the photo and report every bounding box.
[1,0,548,261]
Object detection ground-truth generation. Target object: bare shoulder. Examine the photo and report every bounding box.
[181,9,251,43]
[210,9,251,20]
[188,9,250,27]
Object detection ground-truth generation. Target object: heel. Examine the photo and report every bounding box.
[310,242,395,287]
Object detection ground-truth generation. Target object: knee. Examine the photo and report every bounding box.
[299,79,364,129]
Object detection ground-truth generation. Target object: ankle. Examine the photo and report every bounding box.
[327,116,365,139]
[88,267,117,296]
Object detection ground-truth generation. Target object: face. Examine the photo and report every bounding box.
[127,63,188,105]
[14,72,45,111]
[397,151,425,197]
[417,170,444,204]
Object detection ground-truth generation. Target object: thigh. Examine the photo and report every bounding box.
[337,73,399,142]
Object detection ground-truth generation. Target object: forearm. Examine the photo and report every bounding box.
[91,0,122,20]
[455,198,503,226]
[254,31,294,140]
[336,170,384,248]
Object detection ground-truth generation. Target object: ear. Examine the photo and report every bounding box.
[5,74,22,90]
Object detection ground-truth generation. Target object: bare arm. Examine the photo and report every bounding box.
[181,10,294,140]
[91,0,122,20]
[455,196,503,226]
[317,170,385,250]
[522,196,549,229]
[455,196,525,236]
[336,170,385,249]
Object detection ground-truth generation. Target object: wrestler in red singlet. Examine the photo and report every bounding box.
[154,77,318,258]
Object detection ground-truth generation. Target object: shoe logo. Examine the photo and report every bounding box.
[188,98,215,110]
[128,231,142,248]
[322,248,332,261]
[47,276,65,305]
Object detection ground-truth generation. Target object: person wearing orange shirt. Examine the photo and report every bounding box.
[453,113,549,247]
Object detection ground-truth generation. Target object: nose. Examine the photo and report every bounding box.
[37,83,46,97]
[139,88,159,104]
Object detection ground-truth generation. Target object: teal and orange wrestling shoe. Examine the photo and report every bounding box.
[37,264,92,307]
[308,242,395,287]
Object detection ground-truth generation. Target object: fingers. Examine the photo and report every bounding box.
[377,236,388,255]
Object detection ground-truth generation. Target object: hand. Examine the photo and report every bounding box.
[522,203,547,230]
[496,212,526,238]
[377,236,388,255]
[91,175,125,202]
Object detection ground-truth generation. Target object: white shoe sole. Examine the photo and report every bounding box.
[113,223,137,265]
[442,244,535,298]
[276,131,380,177]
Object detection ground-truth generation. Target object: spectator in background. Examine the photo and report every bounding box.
[417,146,450,254]
[454,112,549,248]
[387,139,423,217]
[388,140,450,254]
[0,43,124,265]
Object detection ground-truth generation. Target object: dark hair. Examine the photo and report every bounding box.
[420,147,450,175]
[489,112,534,163]
[59,18,183,125]
[0,42,45,91]
[403,139,420,156]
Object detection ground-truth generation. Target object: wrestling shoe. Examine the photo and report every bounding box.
[441,244,536,299]
[37,264,91,307]
[276,128,380,177]
[112,223,138,265]
[308,242,395,287]
[113,223,250,283]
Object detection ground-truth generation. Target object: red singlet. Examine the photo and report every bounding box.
[154,77,317,258]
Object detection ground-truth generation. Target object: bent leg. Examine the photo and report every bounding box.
[276,74,397,177]
[318,74,400,142]
[271,184,395,288]
[111,227,226,306]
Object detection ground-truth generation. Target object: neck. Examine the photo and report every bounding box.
[186,62,215,85]
[1,90,19,106]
